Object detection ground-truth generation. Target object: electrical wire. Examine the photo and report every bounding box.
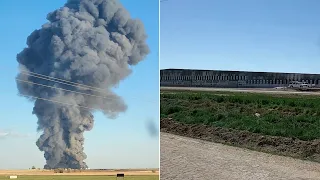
[16,78,157,103]
[19,93,97,111]
[19,70,104,92]
[18,70,157,103]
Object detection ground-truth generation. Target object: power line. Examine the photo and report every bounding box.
[15,78,157,103]
[20,70,105,93]
[18,70,157,103]
[16,78,117,101]
[19,93,97,111]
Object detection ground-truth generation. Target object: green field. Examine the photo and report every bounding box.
[161,91,320,141]
[0,176,158,180]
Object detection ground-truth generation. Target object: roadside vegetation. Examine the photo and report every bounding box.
[161,90,320,141]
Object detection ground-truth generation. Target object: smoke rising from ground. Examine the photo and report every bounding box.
[16,0,149,169]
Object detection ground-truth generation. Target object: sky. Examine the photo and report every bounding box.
[0,0,159,169]
[161,0,320,74]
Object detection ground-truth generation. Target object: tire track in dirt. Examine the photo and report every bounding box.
[160,118,320,162]
[161,132,320,180]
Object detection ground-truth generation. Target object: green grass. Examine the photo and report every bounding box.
[0,175,158,180]
[161,91,320,141]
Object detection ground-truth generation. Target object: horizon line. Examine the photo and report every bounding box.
[160,68,320,75]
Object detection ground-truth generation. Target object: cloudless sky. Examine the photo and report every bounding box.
[161,0,320,74]
[0,0,159,169]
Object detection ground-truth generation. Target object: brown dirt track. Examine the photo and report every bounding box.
[160,118,320,163]
[161,132,320,180]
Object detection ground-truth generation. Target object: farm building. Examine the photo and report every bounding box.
[160,68,320,88]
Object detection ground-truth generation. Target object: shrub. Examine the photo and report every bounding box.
[166,106,182,114]
[216,96,224,103]
[288,101,296,107]
[54,168,64,173]
[261,99,269,105]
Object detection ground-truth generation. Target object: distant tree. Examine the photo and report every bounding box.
[54,168,64,173]
[31,166,36,169]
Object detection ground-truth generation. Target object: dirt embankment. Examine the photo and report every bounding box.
[161,118,320,162]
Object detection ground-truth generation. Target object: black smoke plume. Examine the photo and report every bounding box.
[16,0,149,169]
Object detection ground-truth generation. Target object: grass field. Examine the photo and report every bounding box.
[161,90,320,141]
[0,175,158,180]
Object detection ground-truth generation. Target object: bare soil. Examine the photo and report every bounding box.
[161,118,320,162]
[161,132,320,180]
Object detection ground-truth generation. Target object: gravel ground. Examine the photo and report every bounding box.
[160,132,320,180]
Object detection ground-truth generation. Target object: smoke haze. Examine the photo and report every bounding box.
[146,119,159,138]
[16,0,149,169]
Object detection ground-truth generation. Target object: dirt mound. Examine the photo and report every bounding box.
[161,118,320,162]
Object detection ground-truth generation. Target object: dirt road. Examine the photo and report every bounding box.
[160,133,320,180]
[161,86,320,95]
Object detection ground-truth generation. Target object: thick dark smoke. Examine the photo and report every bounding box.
[16,0,149,169]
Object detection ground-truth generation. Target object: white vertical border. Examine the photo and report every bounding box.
[158,0,161,179]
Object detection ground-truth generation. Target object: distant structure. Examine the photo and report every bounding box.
[160,68,320,88]
[117,173,125,179]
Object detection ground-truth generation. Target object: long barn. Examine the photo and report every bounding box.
[160,68,320,88]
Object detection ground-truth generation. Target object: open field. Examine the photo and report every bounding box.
[161,90,320,140]
[0,176,158,180]
[0,169,159,180]
[160,90,320,162]
[161,132,320,180]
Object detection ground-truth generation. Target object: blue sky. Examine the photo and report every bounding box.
[161,0,320,74]
[0,0,159,169]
